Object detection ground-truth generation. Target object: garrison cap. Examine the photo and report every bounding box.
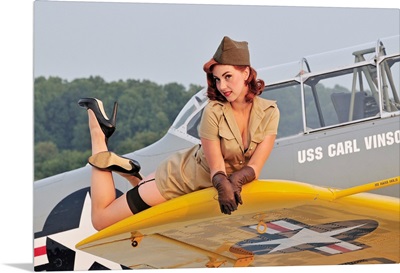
[203,36,250,73]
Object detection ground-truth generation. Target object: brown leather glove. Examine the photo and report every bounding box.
[228,166,256,205]
[212,171,237,215]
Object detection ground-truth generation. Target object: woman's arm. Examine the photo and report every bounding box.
[200,137,226,178]
[247,134,276,178]
[201,137,238,214]
[228,134,276,205]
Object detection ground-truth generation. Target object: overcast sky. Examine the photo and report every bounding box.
[0,1,399,273]
[33,1,399,88]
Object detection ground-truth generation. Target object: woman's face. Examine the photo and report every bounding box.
[212,65,249,103]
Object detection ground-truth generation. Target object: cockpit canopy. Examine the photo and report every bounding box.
[171,36,400,141]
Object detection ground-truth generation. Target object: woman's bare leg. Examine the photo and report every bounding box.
[88,109,133,230]
[138,172,167,206]
[116,172,141,188]
[87,110,167,230]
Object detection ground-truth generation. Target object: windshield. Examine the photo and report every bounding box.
[171,89,208,130]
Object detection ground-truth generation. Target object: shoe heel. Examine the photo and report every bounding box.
[110,101,118,127]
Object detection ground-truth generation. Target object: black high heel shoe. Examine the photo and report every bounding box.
[88,151,142,180]
[78,98,118,143]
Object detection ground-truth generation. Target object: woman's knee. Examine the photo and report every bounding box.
[91,213,107,231]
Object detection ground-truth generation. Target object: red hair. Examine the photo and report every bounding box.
[205,65,265,103]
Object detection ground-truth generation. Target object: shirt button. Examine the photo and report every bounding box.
[239,161,243,164]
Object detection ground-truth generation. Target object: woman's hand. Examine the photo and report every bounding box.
[212,171,237,215]
[228,166,255,205]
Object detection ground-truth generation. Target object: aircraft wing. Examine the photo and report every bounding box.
[76,177,399,269]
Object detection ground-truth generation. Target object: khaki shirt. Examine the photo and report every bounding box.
[155,96,279,200]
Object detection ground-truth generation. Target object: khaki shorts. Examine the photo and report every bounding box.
[155,145,212,200]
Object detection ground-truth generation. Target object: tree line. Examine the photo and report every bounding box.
[34,76,202,180]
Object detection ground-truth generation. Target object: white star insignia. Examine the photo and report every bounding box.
[47,192,123,270]
[242,223,366,253]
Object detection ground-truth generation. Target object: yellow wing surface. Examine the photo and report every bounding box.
[76,177,399,269]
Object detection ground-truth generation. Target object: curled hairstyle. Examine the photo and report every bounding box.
[206,65,265,103]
